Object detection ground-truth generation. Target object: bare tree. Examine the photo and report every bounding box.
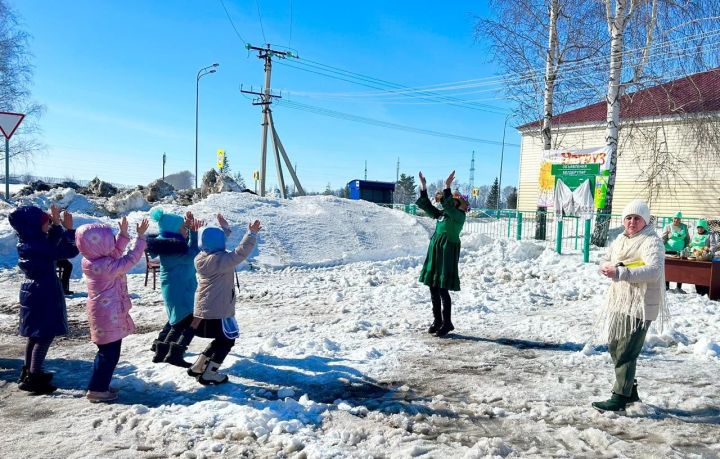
[591,0,720,245]
[476,0,606,239]
[0,0,44,168]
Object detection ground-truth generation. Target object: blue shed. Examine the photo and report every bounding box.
[347,180,395,204]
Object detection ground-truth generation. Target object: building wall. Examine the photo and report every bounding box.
[517,117,720,218]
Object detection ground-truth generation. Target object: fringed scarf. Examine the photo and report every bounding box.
[595,226,669,342]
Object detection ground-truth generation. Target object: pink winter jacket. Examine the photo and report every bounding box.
[76,225,146,345]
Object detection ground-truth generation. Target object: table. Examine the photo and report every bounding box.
[664,257,720,300]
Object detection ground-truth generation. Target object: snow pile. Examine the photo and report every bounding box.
[104,189,150,215]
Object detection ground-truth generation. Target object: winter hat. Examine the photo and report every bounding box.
[149,207,184,234]
[673,211,683,219]
[9,205,47,240]
[199,226,226,253]
[75,223,116,261]
[697,219,709,231]
[621,199,651,225]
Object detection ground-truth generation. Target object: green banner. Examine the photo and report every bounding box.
[551,163,600,176]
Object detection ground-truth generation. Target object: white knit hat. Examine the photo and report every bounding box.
[622,199,651,225]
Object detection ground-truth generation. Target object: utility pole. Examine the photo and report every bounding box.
[364,160,367,180]
[241,44,304,198]
[469,150,475,194]
[162,152,166,181]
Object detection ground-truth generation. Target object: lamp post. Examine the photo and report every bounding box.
[195,63,219,189]
[497,113,513,212]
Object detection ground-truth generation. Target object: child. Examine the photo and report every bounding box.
[146,208,202,367]
[9,204,78,394]
[186,218,261,385]
[76,217,150,402]
[416,170,468,337]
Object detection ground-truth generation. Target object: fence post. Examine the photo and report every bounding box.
[583,218,591,263]
[516,212,523,240]
[574,217,580,251]
[555,219,563,254]
[507,213,512,238]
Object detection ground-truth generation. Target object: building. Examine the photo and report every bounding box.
[347,180,395,204]
[516,68,720,217]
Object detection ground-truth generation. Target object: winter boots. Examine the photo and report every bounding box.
[86,390,118,403]
[18,372,57,395]
[628,379,641,404]
[18,365,53,384]
[152,341,170,363]
[187,354,209,378]
[428,302,442,334]
[163,343,192,368]
[592,392,631,412]
[434,306,455,338]
[197,361,229,385]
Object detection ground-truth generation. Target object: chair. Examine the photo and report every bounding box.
[144,250,161,290]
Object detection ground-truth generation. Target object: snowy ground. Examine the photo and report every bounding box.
[1,193,719,458]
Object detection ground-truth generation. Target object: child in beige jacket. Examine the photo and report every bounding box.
[186,216,261,385]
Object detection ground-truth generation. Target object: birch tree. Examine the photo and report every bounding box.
[591,0,720,245]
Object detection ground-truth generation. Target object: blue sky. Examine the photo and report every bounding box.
[13,0,520,193]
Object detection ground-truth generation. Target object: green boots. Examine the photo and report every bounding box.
[593,380,640,412]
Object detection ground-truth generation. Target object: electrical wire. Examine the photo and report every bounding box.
[255,0,267,44]
[218,0,248,45]
[288,0,293,49]
[274,99,519,147]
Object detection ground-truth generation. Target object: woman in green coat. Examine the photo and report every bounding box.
[416,170,468,337]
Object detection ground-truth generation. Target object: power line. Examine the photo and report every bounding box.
[255,0,267,43]
[275,99,519,147]
[288,0,293,49]
[218,0,248,45]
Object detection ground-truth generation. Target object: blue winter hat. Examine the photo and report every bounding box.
[199,226,226,253]
[149,207,184,234]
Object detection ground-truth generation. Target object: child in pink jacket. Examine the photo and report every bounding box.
[76,217,149,403]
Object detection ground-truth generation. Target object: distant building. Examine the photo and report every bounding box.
[516,68,720,217]
[347,180,395,204]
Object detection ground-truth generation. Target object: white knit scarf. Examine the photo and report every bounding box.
[594,227,668,342]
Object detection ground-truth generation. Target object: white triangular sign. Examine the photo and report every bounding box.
[0,112,25,140]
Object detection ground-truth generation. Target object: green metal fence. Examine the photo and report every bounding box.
[388,204,705,263]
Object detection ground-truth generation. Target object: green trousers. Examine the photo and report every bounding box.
[608,318,650,396]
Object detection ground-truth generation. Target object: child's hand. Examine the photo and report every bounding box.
[118,217,129,238]
[136,219,150,237]
[217,213,229,230]
[61,210,74,230]
[248,220,262,233]
[418,171,427,191]
[184,211,194,228]
[191,219,205,232]
[179,225,188,238]
[49,204,61,225]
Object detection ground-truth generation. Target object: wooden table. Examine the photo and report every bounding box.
[664,256,720,300]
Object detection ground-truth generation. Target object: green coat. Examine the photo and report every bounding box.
[416,189,466,291]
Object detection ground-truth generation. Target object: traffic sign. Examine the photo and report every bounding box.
[0,112,25,140]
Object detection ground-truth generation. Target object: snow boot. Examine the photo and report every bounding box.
[163,343,192,368]
[187,354,210,378]
[86,390,118,403]
[628,379,641,404]
[18,365,53,384]
[592,393,631,412]
[18,372,57,395]
[428,301,442,334]
[152,341,170,363]
[435,306,455,338]
[197,361,229,385]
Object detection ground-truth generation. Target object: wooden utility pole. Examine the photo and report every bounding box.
[241,44,305,198]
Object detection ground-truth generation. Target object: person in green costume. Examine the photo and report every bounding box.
[415,170,468,338]
[690,220,711,296]
[661,211,690,293]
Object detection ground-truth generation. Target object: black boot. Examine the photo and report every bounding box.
[592,392,631,412]
[428,302,442,334]
[18,365,53,384]
[18,372,57,395]
[152,341,170,363]
[163,343,192,368]
[435,305,455,338]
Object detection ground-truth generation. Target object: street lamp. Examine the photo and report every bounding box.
[497,113,513,212]
[195,63,219,189]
